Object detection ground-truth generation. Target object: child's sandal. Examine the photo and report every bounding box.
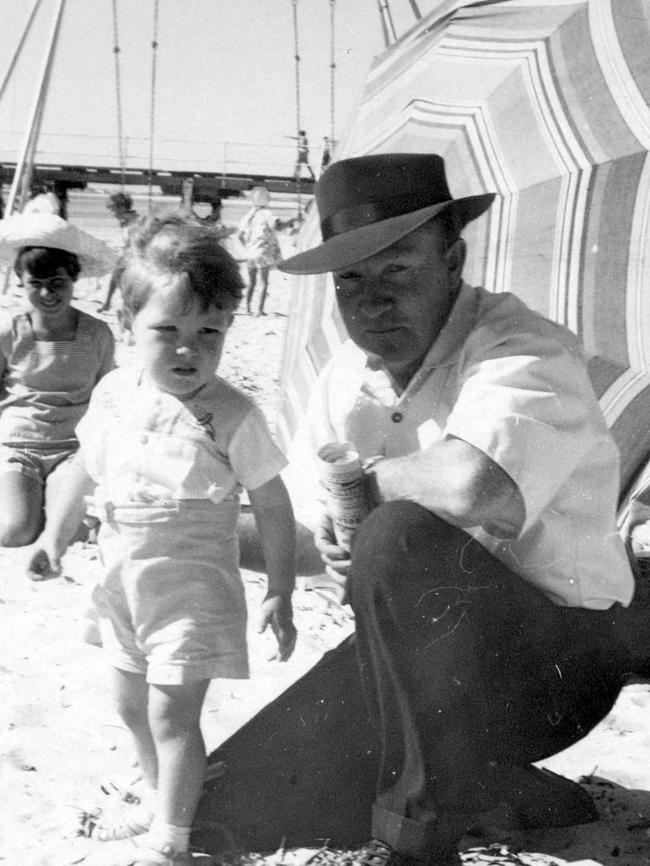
[123,842,197,865]
[81,804,153,841]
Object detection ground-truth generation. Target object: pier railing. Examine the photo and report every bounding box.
[0,131,323,180]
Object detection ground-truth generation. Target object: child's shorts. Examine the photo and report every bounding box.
[0,442,76,485]
[90,500,249,686]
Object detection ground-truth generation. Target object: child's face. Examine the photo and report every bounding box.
[129,277,233,398]
[20,267,74,319]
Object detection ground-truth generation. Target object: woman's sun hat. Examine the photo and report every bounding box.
[279,152,496,275]
[0,212,119,277]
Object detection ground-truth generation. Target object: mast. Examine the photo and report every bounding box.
[6,0,66,215]
[377,0,397,47]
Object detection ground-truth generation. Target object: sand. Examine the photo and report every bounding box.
[1,259,650,866]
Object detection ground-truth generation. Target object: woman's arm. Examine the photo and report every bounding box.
[26,456,96,580]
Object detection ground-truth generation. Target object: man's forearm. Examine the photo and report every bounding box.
[369,437,525,538]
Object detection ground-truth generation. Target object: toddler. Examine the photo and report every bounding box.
[0,212,116,546]
[28,214,297,866]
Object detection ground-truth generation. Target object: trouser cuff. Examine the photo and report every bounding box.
[371,805,435,859]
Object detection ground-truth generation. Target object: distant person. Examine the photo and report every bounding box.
[26,214,297,866]
[237,185,283,316]
[107,191,139,233]
[321,136,332,173]
[0,212,115,548]
[23,181,62,217]
[194,196,235,247]
[202,196,223,225]
[101,191,140,312]
[292,130,316,181]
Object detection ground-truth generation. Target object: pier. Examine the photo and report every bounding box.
[0,160,315,203]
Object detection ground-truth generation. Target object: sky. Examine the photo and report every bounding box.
[0,0,433,178]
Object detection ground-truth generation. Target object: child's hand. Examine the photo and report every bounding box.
[256,593,297,662]
[25,543,62,582]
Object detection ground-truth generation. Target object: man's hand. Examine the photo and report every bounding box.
[256,593,297,662]
[314,512,351,583]
[25,541,62,582]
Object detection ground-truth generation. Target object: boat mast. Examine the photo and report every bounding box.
[6,0,66,215]
[377,0,397,46]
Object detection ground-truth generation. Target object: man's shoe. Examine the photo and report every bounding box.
[355,837,460,866]
[499,765,598,829]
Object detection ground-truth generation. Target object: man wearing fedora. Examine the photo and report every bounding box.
[278,153,634,864]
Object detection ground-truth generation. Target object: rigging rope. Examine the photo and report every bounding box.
[0,0,42,108]
[377,0,397,47]
[329,0,336,146]
[291,0,302,215]
[111,0,126,189]
[147,0,160,212]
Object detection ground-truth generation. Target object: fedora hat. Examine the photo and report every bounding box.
[0,212,119,277]
[279,153,495,275]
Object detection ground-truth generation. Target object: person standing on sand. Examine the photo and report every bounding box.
[101,191,140,312]
[27,213,297,866]
[237,185,283,317]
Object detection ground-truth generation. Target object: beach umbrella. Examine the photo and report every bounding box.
[279,0,650,495]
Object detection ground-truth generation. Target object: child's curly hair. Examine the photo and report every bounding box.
[118,212,243,315]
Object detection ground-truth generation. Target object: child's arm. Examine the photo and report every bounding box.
[248,474,297,662]
[26,455,96,581]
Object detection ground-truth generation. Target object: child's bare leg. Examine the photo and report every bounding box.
[139,679,209,853]
[112,668,158,791]
[0,472,43,547]
[89,669,157,842]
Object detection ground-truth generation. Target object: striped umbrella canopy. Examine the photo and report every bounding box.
[278,0,650,497]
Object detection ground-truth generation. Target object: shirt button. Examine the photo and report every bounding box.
[391,411,403,423]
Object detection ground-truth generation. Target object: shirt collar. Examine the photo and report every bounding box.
[417,282,479,371]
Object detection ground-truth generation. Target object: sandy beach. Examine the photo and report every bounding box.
[1,196,650,866]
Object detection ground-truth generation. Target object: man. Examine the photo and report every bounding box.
[293,130,316,181]
[276,153,634,865]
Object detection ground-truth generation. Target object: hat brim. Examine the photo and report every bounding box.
[279,193,495,275]
[0,213,119,278]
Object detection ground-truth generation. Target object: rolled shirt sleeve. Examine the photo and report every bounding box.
[445,322,606,532]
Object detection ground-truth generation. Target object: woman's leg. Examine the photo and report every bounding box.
[257,267,270,315]
[0,471,43,546]
[44,456,91,544]
[246,266,257,313]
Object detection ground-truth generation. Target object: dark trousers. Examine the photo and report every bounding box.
[198,501,630,853]
[348,501,629,828]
